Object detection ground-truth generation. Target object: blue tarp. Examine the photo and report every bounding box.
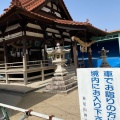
[78,57,120,68]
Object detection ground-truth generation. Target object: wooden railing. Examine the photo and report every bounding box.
[0,60,55,84]
[27,60,53,68]
[0,63,5,69]
[0,60,53,70]
[6,62,23,69]
[0,60,75,84]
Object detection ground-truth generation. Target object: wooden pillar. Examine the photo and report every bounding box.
[41,61,44,81]
[3,40,9,84]
[23,38,28,85]
[70,41,73,61]
[87,47,92,67]
[26,49,29,62]
[41,26,47,61]
[3,41,8,65]
[72,41,78,72]
[43,43,47,60]
[39,49,42,60]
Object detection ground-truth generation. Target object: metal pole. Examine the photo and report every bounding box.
[0,106,10,120]
[0,103,63,120]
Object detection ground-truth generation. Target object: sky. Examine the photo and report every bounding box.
[0,0,120,32]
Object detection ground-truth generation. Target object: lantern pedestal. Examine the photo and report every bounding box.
[53,59,68,76]
[46,43,77,93]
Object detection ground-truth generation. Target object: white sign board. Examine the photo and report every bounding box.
[77,68,120,120]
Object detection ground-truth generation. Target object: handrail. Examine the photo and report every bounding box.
[27,60,52,63]
[0,60,53,70]
[27,60,41,63]
[0,63,5,66]
[6,62,23,64]
[0,103,63,120]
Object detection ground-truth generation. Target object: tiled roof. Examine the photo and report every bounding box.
[0,4,16,18]
[11,0,22,7]
[108,30,120,34]
[1,0,45,14]
[30,11,88,25]
[30,11,53,21]
[55,20,106,34]
[19,0,72,19]
[0,0,44,18]
[55,19,89,26]
[0,0,106,35]
[27,11,106,34]
[2,0,71,17]
[19,0,45,11]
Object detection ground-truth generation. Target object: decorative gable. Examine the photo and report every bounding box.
[33,0,72,20]
[41,2,62,18]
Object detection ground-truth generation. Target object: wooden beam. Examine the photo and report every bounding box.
[56,25,86,30]
[3,28,22,36]
[0,12,20,25]
[26,27,43,33]
[18,10,52,24]
[15,12,23,20]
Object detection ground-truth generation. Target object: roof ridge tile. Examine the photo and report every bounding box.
[11,0,22,7]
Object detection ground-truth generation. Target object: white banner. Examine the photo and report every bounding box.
[77,68,120,120]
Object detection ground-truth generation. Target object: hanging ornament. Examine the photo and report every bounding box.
[80,46,87,53]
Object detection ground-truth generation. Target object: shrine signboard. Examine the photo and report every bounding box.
[77,68,120,120]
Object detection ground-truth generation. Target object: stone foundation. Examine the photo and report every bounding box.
[46,73,77,93]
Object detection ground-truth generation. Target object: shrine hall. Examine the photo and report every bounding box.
[0,0,107,84]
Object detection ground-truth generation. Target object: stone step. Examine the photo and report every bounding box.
[52,78,75,85]
[50,86,78,94]
[51,82,78,94]
[45,65,77,93]
[59,85,78,94]
[52,81,77,91]
[46,84,53,90]
[66,85,78,93]
[68,71,75,75]
[52,74,75,81]
[71,76,77,81]
[46,80,77,91]
[68,72,75,76]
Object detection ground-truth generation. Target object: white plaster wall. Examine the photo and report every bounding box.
[46,28,59,34]
[26,31,44,38]
[5,24,20,32]
[41,7,50,12]
[4,32,23,40]
[64,38,71,42]
[27,23,41,30]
